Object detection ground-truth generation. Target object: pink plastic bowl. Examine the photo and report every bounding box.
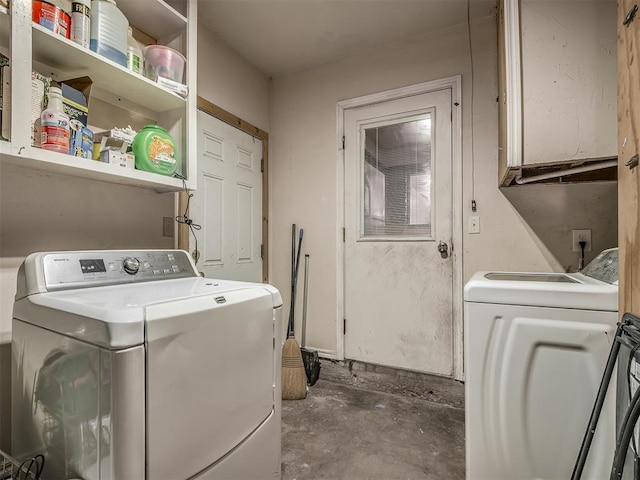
[143,45,186,83]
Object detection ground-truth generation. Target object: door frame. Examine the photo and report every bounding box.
[178,97,270,283]
[336,76,463,380]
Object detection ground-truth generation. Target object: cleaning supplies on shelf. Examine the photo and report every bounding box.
[32,0,71,39]
[71,0,91,48]
[93,126,136,168]
[126,26,143,74]
[90,0,128,67]
[70,120,93,158]
[41,86,70,154]
[132,125,178,176]
[70,0,91,48]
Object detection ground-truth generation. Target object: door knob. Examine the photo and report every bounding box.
[437,241,449,259]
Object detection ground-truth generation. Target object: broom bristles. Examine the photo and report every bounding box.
[282,336,307,400]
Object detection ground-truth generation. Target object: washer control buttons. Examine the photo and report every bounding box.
[123,257,140,275]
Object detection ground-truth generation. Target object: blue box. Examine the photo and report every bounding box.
[70,125,93,159]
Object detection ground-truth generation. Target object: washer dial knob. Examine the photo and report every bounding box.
[123,257,140,275]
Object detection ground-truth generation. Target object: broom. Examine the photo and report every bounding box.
[282,224,307,400]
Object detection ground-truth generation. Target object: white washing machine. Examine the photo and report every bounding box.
[464,248,618,480]
[11,250,283,480]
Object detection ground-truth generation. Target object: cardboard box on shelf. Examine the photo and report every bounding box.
[70,124,93,158]
[61,77,92,127]
[94,126,136,146]
[94,134,129,156]
[156,76,188,98]
[100,149,134,169]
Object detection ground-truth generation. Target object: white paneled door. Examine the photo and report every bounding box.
[191,110,263,281]
[343,89,453,376]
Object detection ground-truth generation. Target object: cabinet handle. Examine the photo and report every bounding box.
[623,4,638,26]
[625,154,639,170]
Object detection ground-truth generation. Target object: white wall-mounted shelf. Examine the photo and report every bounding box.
[118,0,186,40]
[32,25,186,113]
[2,0,197,193]
[1,146,184,192]
[0,140,10,157]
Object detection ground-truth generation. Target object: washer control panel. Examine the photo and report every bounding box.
[122,257,140,275]
[41,250,199,291]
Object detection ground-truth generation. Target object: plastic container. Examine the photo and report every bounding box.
[32,0,71,39]
[126,26,143,74]
[70,0,91,48]
[41,86,70,154]
[89,0,128,67]
[132,125,178,176]
[143,45,186,83]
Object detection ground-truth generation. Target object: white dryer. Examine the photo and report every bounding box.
[11,250,282,480]
[464,248,618,480]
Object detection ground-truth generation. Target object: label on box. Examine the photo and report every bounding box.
[61,82,89,126]
[100,149,134,169]
[70,122,93,158]
[156,76,188,98]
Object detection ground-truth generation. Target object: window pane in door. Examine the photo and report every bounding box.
[362,116,432,238]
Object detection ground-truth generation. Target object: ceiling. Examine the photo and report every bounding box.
[198,0,497,78]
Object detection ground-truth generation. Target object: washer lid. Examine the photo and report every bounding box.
[464,270,618,311]
[14,277,282,348]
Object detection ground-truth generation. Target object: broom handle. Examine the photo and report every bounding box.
[302,254,309,348]
[287,224,296,336]
[291,229,304,331]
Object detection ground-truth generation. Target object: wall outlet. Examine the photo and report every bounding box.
[469,216,480,234]
[163,216,175,237]
[572,229,592,252]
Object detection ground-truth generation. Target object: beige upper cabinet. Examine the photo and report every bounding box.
[498,0,618,186]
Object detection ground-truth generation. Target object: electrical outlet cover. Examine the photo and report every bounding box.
[572,229,592,252]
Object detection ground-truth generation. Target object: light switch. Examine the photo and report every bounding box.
[469,216,480,234]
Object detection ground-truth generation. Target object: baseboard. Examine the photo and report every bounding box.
[317,358,464,409]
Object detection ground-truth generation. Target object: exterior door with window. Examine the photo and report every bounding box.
[343,89,453,375]
[190,110,263,282]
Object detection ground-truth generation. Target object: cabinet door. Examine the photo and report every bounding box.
[499,0,617,186]
[618,0,640,316]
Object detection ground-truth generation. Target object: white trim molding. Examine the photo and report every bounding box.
[504,0,523,169]
[336,76,464,381]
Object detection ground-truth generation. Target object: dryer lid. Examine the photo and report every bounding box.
[15,277,282,348]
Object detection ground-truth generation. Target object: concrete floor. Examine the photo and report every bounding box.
[281,362,465,480]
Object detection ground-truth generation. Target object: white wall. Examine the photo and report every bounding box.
[269,16,569,356]
[197,22,271,131]
[502,182,618,272]
[0,23,270,451]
